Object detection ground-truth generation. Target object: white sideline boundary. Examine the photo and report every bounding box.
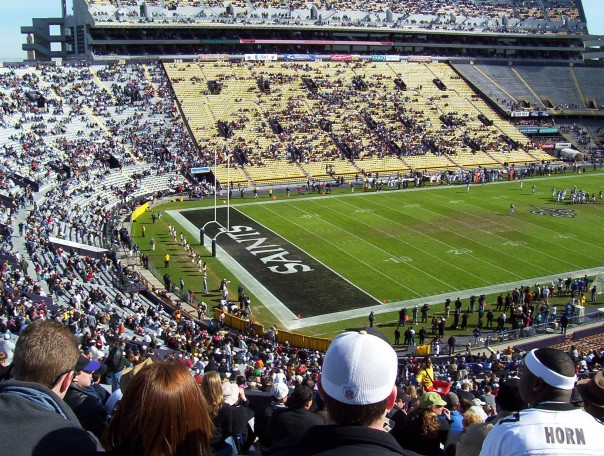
[167,208,604,331]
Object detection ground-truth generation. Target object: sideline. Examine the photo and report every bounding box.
[167,209,604,331]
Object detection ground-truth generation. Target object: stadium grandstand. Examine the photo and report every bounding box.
[21,0,591,61]
[0,1,604,454]
[3,0,602,328]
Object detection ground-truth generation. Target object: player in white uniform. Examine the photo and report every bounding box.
[480,348,603,456]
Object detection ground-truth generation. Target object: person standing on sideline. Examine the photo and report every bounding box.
[448,335,456,355]
[419,326,427,345]
[560,314,569,334]
[531,184,536,194]
[141,225,146,237]
[479,348,602,456]
[509,203,515,216]
[163,252,170,267]
[394,326,401,345]
[150,236,156,251]
[369,311,375,328]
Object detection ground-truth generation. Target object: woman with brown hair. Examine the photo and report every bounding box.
[200,371,235,456]
[100,362,212,456]
[391,392,451,456]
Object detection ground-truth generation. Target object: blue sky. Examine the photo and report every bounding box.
[1,0,603,60]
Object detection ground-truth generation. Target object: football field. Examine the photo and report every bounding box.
[240,176,603,297]
[168,172,604,333]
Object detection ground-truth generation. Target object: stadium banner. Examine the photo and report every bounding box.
[519,128,539,134]
[409,56,432,63]
[283,54,316,61]
[555,142,572,149]
[385,55,401,61]
[198,54,228,61]
[538,127,559,134]
[541,143,555,149]
[240,39,393,46]
[511,111,530,117]
[371,55,387,61]
[191,167,211,173]
[244,54,278,61]
[530,111,550,117]
[131,202,149,222]
[330,54,352,61]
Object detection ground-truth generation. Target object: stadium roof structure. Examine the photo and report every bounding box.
[18,0,599,62]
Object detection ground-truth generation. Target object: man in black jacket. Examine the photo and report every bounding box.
[271,385,324,445]
[64,355,108,438]
[0,320,101,456]
[106,340,126,391]
[271,329,417,456]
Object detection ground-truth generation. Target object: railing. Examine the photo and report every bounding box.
[483,311,604,348]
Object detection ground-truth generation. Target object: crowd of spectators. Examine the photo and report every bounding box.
[0,57,602,454]
[168,60,556,172]
[2,183,604,455]
[86,0,586,35]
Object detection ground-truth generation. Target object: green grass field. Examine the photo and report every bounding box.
[137,171,604,340]
[237,175,604,302]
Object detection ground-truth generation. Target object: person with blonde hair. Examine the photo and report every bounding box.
[200,370,235,455]
[450,410,493,456]
[101,362,212,456]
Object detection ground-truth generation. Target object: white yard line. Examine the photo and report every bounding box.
[166,184,604,331]
[409,190,603,266]
[256,203,425,296]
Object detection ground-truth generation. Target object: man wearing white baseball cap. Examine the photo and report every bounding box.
[479,348,602,456]
[271,329,418,455]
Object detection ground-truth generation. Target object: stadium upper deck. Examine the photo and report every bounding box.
[21,0,591,61]
[85,0,585,31]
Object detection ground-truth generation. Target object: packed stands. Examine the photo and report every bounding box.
[83,0,586,34]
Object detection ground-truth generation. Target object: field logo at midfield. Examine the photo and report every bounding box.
[221,225,314,275]
[531,206,576,218]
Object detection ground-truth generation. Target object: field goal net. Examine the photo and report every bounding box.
[593,270,604,295]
